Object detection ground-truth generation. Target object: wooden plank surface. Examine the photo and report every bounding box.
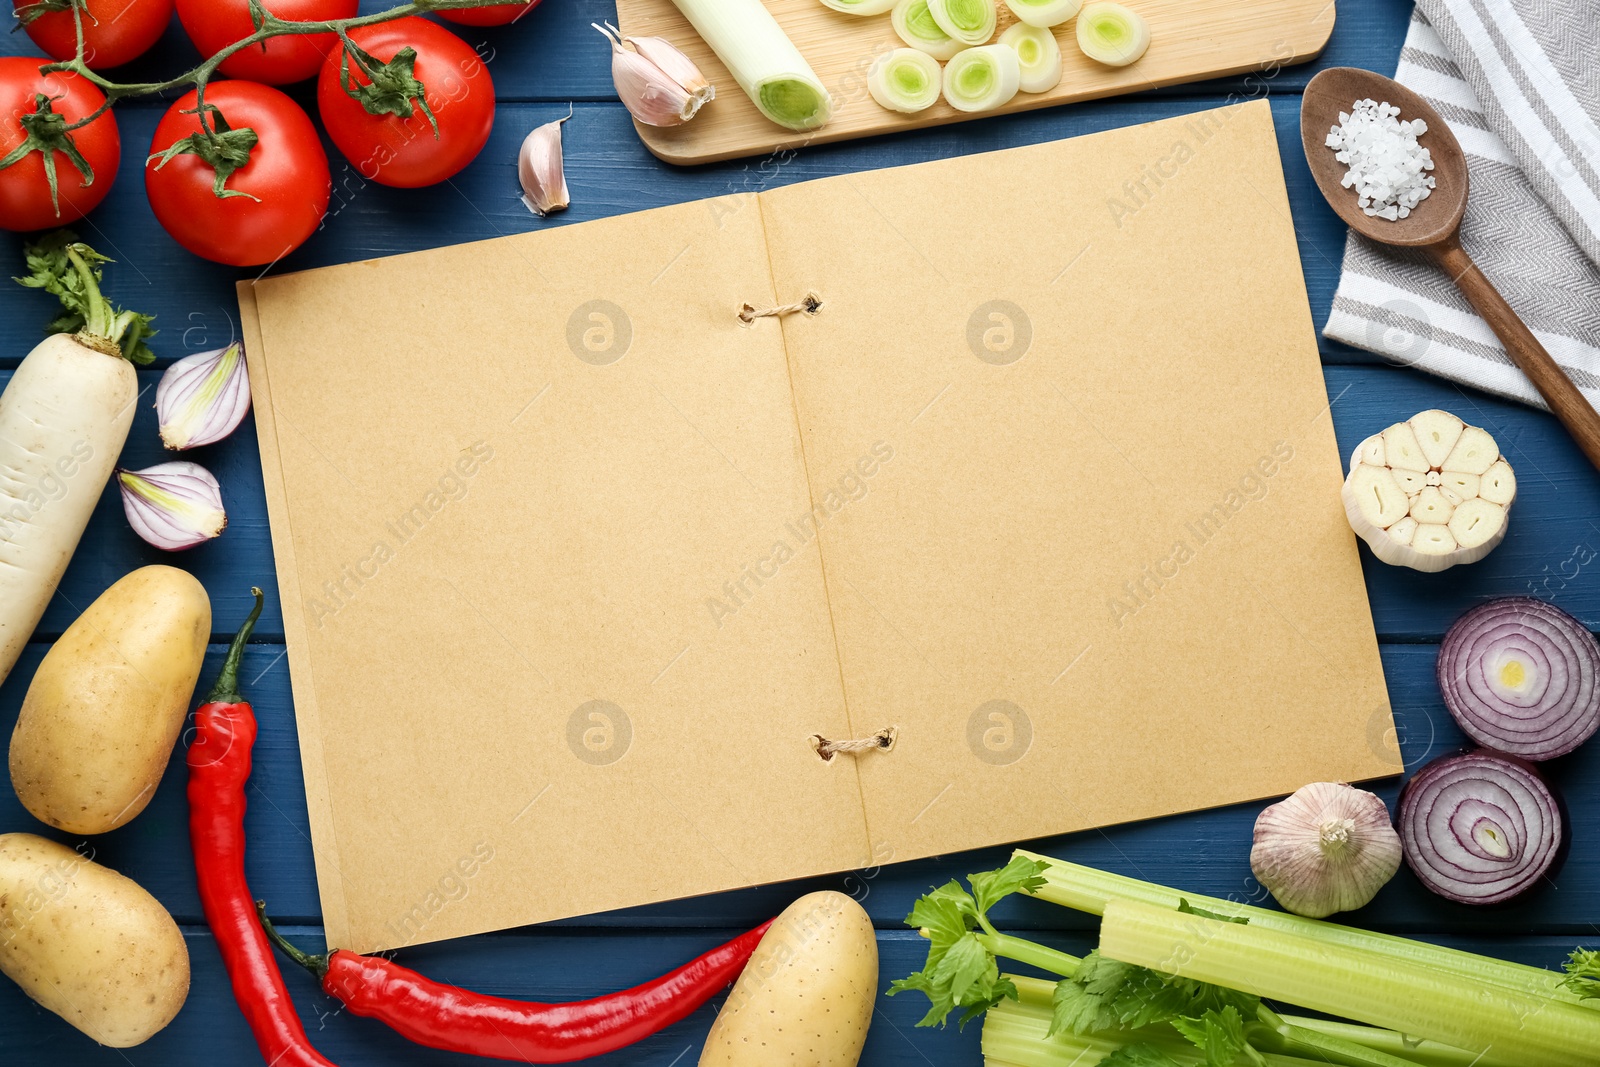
[2,2,1598,1065]
[612,0,1334,162]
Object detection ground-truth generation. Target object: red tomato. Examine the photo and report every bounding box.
[436,1,541,27]
[175,0,357,84]
[0,57,119,231]
[317,18,494,188]
[145,82,330,266]
[14,0,174,70]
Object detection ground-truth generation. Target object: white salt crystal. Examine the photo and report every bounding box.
[1325,98,1436,220]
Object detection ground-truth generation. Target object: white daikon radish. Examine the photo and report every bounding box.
[0,235,154,687]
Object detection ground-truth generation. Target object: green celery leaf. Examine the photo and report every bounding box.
[1563,948,1600,1000]
[933,933,991,1000]
[969,855,1051,913]
[1097,1043,1186,1067]
[907,881,977,943]
[1171,1006,1255,1067]
[1050,950,1259,1036]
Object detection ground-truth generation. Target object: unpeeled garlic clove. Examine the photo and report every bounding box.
[156,342,252,450]
[1250,781,1401,918]
[518,112,570,218]
[627,34,713,96]
[594,21,713,127]
[117,461,228,551]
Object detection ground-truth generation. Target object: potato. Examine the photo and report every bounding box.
[0,833,189,1045]
[700,890,877,1066]
[9,565,210,834]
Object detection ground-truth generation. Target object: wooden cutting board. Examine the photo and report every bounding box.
[612,0,1336,164]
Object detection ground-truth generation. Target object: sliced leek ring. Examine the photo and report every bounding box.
[892,0,964,60]
[999,22,1062,93]
[1076,1,1150,67]
[1004,0,1080,28]
[1342,409,1516,573]
[942,44,1021,112]
[819,0,899,14]
[927,0,998,46]
[868,48,944,113]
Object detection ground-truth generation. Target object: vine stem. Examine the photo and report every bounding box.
[38,0,521,132]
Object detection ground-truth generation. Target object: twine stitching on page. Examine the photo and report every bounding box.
[810,726,897,762]
[739,292,823,324]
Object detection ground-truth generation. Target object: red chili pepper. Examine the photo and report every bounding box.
[188,588,339,1067]
[259,910,772,1063]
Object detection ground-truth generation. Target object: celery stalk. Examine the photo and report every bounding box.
[1287,1017,1512,1067]
[1016,849,1575,1004]
[1099,900,1600,1067]
[988,979,1337,1067]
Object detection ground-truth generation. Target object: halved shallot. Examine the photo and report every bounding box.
[117,462,227,551]
[156,342,252,450]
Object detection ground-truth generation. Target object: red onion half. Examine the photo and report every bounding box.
[1437,597,1600,760]
[1398,751,1563,905]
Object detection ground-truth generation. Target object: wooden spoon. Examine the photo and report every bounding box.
[1301,66,1600,472]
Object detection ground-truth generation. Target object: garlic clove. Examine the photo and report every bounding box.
[626,33,714,98]
[1250,781,1401,918]
[594,21,713,127]
[117,461,228,552]
[518,113,570,218]
[156,342,252,450]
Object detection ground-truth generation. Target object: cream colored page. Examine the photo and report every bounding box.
[247,198,867,952]
[758,101,1398,865]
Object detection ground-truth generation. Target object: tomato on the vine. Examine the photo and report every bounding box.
[316,17,494,188]
[13,0,174,70]
[436,0,541,26]
[0,57,120,232]
[145,82,330,266]
[175,0,357,84]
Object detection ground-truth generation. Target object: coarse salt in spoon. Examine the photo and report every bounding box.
[1301,67,1600,473]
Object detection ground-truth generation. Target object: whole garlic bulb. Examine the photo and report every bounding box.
[1250,782,1401,918]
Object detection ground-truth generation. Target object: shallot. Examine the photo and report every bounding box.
[156,342,251,450]
[117,462,227,551]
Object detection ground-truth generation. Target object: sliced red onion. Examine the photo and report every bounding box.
[1437,597,1600,760]
[1398,751,1563,905]
[156,342,252,450]
[117,462,228,551]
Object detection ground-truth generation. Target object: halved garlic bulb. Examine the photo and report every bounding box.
[1342,409,1515,572]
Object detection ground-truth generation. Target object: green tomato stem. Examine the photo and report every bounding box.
[41,0,518,133]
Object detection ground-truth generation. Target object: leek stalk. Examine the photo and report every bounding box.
[670,0,834,130]
[1099,900,1600,1067]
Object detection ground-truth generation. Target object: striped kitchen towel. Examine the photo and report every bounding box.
[1324,2,1600,411]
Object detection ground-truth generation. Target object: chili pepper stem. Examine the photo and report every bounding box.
[257,901,331,980]
[207,587,264,705]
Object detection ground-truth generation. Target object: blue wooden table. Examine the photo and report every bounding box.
[3,2,1596,1063]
